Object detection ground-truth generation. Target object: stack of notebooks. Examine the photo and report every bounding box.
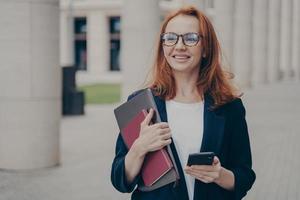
[114,88,179,191]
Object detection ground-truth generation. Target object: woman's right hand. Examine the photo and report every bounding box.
[133,108,172,156]
[124,108,172,184]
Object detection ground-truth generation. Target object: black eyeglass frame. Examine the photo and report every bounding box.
[161,32,203,47]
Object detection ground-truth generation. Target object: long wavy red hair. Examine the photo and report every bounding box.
[145,6,240,108]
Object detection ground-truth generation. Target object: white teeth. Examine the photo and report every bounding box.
[173,55,189,59]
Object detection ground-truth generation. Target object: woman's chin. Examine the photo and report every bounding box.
[170,63,198,73]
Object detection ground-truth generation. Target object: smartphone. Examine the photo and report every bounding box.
[187,152,215,166]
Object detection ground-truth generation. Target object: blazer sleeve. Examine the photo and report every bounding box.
[110,91,142,193]
[110,134,141,193]
[227,99,256,200]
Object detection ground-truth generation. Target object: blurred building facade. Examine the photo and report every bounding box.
[59,0,216,87]
[60,0,300,96]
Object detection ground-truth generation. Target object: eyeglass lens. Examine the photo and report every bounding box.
[162,32,200,46]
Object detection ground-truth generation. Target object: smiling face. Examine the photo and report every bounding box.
[162,14,203,74]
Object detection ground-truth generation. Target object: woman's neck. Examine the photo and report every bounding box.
[172,73,203,103]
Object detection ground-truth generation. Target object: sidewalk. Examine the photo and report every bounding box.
[0,82,299,200]
[243,81,300,200]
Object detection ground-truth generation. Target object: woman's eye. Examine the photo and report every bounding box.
[166,35,177,41]
[185,35,198,42]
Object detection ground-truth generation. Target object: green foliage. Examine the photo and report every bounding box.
[78,83,120,104]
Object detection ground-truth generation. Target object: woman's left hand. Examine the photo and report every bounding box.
[184,156,222,184]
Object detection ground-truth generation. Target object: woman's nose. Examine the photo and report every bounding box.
[174,37,186,50]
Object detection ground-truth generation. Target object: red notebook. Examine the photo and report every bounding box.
[121,110,173,187]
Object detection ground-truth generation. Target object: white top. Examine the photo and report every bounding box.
[166,100,204,200]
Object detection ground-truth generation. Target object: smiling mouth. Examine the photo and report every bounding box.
[172,55,191,61]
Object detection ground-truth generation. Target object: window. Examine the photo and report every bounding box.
[109,16,121,71]
[74,17,87,71]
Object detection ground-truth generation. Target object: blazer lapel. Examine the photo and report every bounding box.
[153,94,168,122]
[200,94,225,155]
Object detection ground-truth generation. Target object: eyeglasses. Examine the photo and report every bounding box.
[161,32,202,47]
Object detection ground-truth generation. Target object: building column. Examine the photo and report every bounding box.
[232,0,253,88]
[291,0,300,81]
[60,8,74,67]
[87,11,109,76]
[267,0,281,83]
[279,0,293,79]
[213,0,234,70]
[121,0,160,98]
[0,0,60,170]
[252,0,268,86]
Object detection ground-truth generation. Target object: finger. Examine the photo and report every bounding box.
[158,128,171,135]
[213,156,220,165]
[154,139,171,150]
[187,167,220,181]
[151,122,169,129]
[150,139,172,152]
[198,175,214,183]
[141,108,154,126]
[184,166,194,172]
[185,170,204,180]
[190,165,214,172]
[184,167,192,175]
[160,132,172,140]
[189,167,218,177]
[161,139,172,147]
[199,175,214,183]
[187,171,214,183]
[190,170,218,179]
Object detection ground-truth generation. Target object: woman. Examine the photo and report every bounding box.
[111,6,255,200]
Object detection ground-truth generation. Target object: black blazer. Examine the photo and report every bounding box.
[111,90,255,200]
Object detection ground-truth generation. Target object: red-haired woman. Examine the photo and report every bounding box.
[111,6,255,200]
